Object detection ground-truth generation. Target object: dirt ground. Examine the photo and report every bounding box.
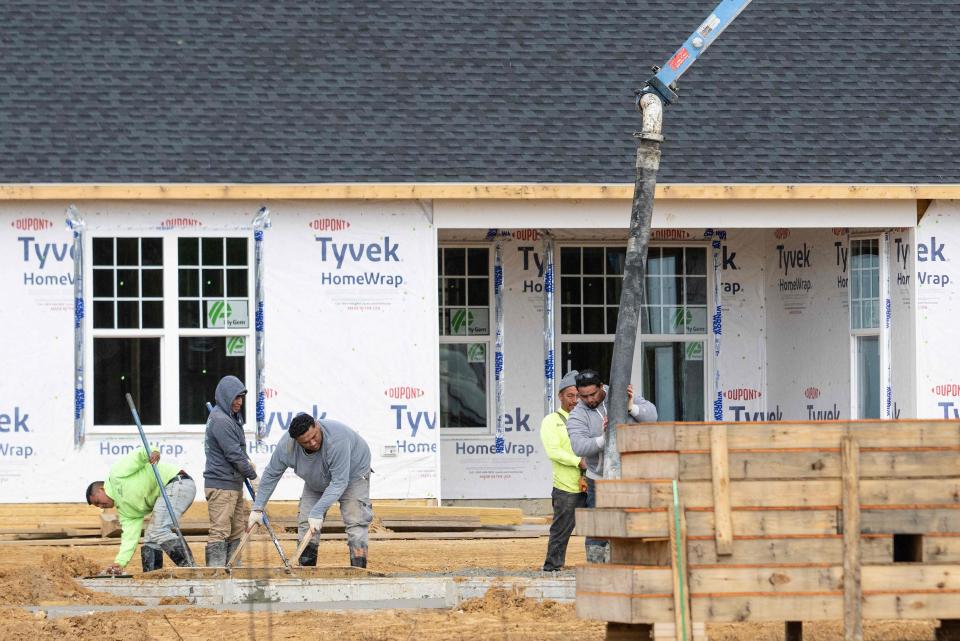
[0,540,940,641]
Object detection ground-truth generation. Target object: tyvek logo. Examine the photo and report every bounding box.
[805,387,821,399]
[308,218,350,231]
[11,217,53,231]
[158,217,203,230]
[385,386,425,400]
[724,388,761,401]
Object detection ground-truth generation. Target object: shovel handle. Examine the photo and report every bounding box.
[225,523,257,569]
[294,527,316,566]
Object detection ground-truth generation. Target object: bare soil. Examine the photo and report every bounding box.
[0,539,939,641]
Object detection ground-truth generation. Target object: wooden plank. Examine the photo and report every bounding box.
[861,508,960,534]
[668,503,692,641]
[600,478,960,510]
[690,565,843,593]
[576,564,673,595]
[710,425,734,555]
[638,449,960,481]
[686,536,892,566]
[622,452,680,479]
[842,437,863,641]
[610,539,672,565]
[577,507,840,539]
[617,424,677,453]
[672,421,960,451]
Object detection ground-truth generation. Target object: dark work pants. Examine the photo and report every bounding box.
[584,477,609,562]
[542,486,587,571]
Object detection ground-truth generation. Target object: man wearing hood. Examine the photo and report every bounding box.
[203,375,258,566]
[567,368,657,563]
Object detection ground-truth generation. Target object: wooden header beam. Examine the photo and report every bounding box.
[0,183,958,201]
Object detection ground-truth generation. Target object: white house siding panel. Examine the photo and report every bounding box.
[889,228,917,419]
[917,201,960,419]
[764,228,851,420]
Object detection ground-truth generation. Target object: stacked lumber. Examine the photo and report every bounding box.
[575,419,960,639]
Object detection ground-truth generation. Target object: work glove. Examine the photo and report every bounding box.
[308,516,324,532]
[247,510,264,530]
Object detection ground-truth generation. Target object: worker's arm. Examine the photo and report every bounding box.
[109,448,151,478]
[567,409,604,457]
[210,421,257,480]
[626,384,658,423]
[540,418,582,467]
[114,514,144,568]
[250,444,289,512]
[307,440,351,519]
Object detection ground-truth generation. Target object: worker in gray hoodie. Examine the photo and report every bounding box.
[249,412,373,568]
[204,375,257,566]
[567,369,657,563]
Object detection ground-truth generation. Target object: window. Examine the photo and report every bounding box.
[89,235,252,430]
[438,247,490,429]
[850,238,881,418]
[558,245,707,421]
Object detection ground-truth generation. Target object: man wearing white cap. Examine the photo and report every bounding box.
[539,370,588,572]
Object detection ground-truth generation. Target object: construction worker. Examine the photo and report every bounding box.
[567,368,657,563]
[203,375,258,566]
[249,413,373,567]
[540,370,589,572]
[85,449,196,574]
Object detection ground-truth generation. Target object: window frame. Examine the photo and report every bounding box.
[555,241,711,422]
[86,233,256,435]
[847,234,887,419]
[437,243,495,434]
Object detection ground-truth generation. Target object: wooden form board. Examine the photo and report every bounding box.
[576,564,960,624]
[616,420,960,453]
[593,478,960,509]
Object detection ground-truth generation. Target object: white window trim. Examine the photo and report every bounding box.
[86,233,256,436]
[847,234,888,420]
[438,243,495,435]
[555,241,711,421]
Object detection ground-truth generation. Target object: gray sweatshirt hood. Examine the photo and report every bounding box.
[214,375,247,419]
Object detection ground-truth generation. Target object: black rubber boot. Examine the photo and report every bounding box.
[205,541,228,567]
[350,555,367,569]
[226,538,242,567]
[161,540,193,567]
[141,544,164,572]
[298,541,318,567]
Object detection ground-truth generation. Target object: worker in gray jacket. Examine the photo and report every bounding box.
[249,413,373,568]
[567,369,657,563]
[204,375,258,566]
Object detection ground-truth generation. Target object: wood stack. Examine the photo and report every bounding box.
[575,419,960,641]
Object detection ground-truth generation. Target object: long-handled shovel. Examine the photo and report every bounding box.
[126,392,196,567]
[294,527,317,566]
[206,402,292,573]
[225,522,258,570]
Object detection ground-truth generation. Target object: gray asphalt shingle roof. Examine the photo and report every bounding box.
[1,1,957,183]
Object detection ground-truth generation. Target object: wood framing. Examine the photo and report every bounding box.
[577,419,960,630]
[0,183,958,201]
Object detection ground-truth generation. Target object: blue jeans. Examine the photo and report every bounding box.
[585,477,609,562]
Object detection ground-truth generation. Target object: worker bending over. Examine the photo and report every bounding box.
[86,449,196,573]
[203,375,258,566]
[249,413,373,567]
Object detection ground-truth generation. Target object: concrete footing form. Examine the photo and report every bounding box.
[77,569,574,613]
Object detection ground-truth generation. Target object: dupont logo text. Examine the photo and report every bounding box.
[159,217,203,230]
[309,218,351,231]
[651,229,691,241]
[933,384,960,397]
[805,387,821,400]
[724,388,761,401]
[263,387,279,399]
[11,217,53,231]
[774,229,790,239]
[385,386,425,400]
[511,229,539,241]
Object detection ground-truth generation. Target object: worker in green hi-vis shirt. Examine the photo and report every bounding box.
[539,370,588,572]
[86,448,196,574]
